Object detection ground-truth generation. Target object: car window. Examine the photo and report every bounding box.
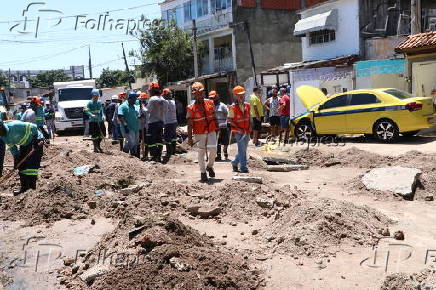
[383,89,414,99]
[349,93,380,105]
[322,94,348,109]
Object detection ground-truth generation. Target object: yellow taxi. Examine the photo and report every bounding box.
[292,86,436,143]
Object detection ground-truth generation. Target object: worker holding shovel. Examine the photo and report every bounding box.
[228,86,251,173]
[0,121,44,196]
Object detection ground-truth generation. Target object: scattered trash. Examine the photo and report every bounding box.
[73,164,99,176]
[393,231,405,240]
[94,190,106,196]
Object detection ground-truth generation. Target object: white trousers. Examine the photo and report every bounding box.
[194,131,217,173]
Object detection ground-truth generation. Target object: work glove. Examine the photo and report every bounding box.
[124,125,130,134]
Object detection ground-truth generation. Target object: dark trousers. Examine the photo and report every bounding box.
[147,121,164,159]
[0,139,5,177]
[38,126,50,140]
[18,138,43,190]
[107,120,113,136]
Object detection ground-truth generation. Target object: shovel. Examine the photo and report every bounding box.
[0,149,36,185]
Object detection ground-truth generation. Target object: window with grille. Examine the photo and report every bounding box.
[309,30,336,45]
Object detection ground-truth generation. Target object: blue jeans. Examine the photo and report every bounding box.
[120,127,139,155]
[232,133,250,171]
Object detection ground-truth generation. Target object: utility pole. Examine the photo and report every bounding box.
[230,21,258,87]
[122,42,132,90]
[88,45,93,79]
[192,19,199,79]
[7,68,11,88]
[411,0,422,35]
[244,21,258,87]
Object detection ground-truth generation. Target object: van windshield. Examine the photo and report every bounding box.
[58,88,93,102]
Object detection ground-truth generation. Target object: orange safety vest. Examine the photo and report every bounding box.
[230,102,250,134]
[187,100,217,135]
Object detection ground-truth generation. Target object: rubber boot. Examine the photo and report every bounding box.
[142,146,149,161]
[13,174,29,196]
[171,141,177,155]
[92,140,99,153]
[119,139,124,151]
[216,144,222,161]
[97,139,103,153]
[28,176,37,190]
[134,145,141,158]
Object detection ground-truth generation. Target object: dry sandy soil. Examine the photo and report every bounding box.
[0,133,435,290]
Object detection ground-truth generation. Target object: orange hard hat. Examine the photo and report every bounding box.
[118,92,126,99]
[30,96,42,106]
[208,90,218,98]
[148,82,160,90]
[191,82,205,92]
[138,92,149,99]
[232,86,246,95]
[162,88,171,95]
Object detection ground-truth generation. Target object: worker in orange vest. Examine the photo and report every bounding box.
[228,86,251,173]
[187,82,218,182]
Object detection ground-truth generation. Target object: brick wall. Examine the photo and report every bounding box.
[305,0,329,7]
[261,0,301,10]
[238,0,256,8]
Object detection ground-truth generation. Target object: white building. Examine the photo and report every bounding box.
[161,0,236,77]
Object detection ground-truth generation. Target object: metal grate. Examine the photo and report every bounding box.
[64,107,83,119]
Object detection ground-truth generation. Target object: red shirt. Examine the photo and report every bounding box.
[279,94,290,116]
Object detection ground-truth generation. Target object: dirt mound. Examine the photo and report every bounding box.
[291,147,436,170]
[380,269,436,290]
[61,217,260,289]
[0,147,178,225]
[261,198,391,257]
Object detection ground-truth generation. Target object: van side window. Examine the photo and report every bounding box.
[350,94,380,105]
[322,94,348,109]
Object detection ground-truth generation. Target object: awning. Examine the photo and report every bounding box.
[294,9,338,37]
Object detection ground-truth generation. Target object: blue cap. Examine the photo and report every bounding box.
[128,91,138,99]
[91,89,100,96]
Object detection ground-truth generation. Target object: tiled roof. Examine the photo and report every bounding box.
[395,31,436,52]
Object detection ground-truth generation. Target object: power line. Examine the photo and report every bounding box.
[0,2,161,24]
[0,45,87,66]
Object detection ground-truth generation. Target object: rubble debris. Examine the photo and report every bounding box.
[262,157,298,165]
[79,264,111,283]
[361,167,422,198]
[232,176,263,184]
[256,197,275,209]
[186,205,221,218]
[169,257,191,272]
[267,165,309,172]
[119,184,146,195]
[393,231,405,241]
[425,195,434,201]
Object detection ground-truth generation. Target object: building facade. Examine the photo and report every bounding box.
[160,0,302,103]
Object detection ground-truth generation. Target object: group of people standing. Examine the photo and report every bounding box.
[85,83,180,164]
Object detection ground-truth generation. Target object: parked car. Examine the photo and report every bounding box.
[293,86,436,143]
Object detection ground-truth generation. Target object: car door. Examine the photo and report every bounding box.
[314,94,348,134]
[345,93,382,133]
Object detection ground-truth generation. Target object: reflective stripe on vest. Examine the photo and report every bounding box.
[21,169,38,176]
[17,124,32,145]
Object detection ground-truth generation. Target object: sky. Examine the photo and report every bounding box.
[0,0,162,77]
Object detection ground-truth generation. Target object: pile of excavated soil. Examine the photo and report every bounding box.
[60,217,260,289]
[380,269,436,290]
[261,198,392,257]
[0,147,178,225]
[291,147,436,170]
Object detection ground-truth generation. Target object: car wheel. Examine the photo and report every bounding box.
[373,119,399,143]
[295,121,315,141]
[401,130,420,137]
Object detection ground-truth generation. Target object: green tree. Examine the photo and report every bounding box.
[96,68,133,88]
[30,70,71,88]
[0,73,7,87]
[136,20,197,86]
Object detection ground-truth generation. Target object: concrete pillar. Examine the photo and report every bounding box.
[231,31,237,72]
[209,37,215,74]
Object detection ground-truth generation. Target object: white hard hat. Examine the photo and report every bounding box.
[111,95,118,100]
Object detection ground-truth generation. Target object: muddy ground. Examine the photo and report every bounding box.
[0,134,435,289]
